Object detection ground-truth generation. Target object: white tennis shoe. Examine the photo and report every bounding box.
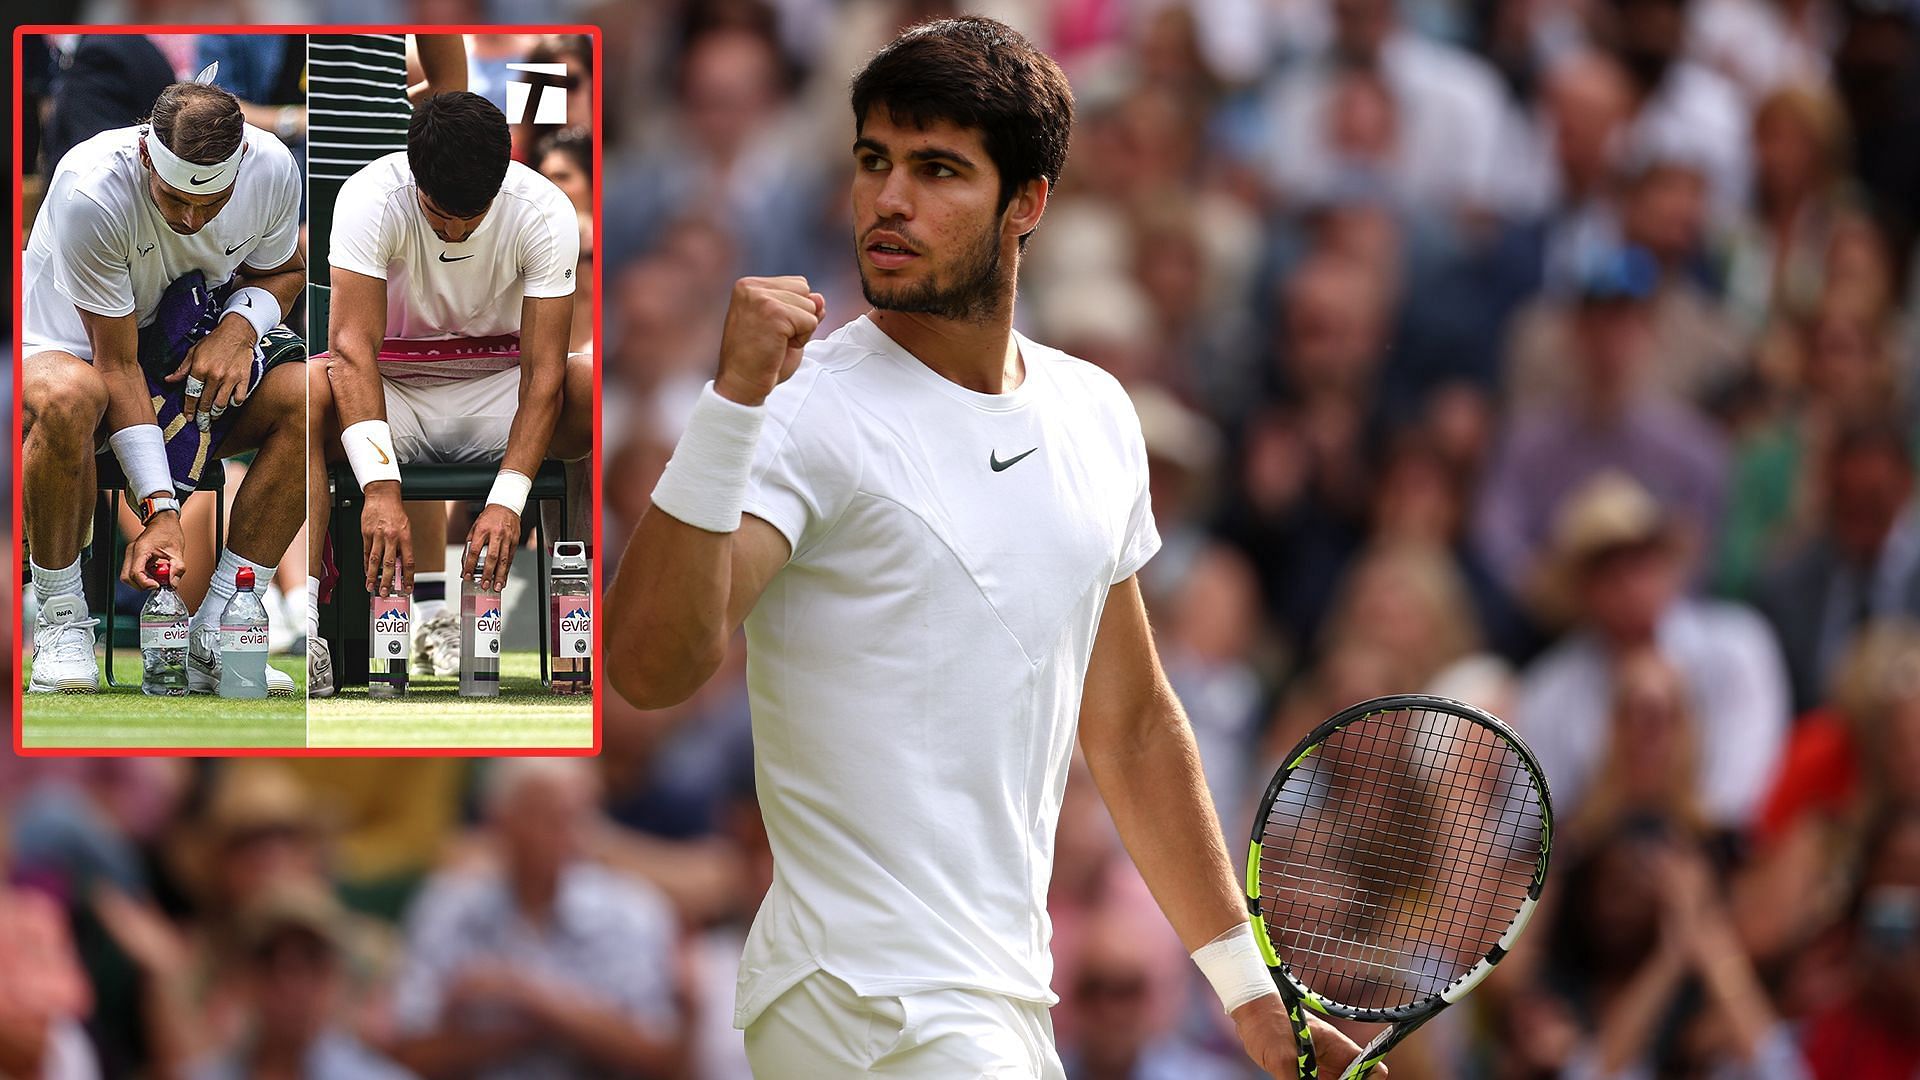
[309,636,337,699]
[188,625,296,696]
[29,594,100,694]
[414,611,461,676]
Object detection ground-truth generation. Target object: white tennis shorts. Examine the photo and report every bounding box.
[382,368,521,465]
[743,969,1065,1078]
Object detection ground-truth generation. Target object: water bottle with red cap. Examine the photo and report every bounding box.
[218,566,270,699]
[140,559,189,696]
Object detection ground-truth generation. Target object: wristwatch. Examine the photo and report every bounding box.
[137,494,182,524]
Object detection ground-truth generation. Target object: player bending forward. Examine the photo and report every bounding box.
[608,18,1373,1078]
[308,91,590,696]
[23,77,304,695]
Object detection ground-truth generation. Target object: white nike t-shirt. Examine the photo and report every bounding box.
[732,315,1161,1028]
[21,124,301,360]
[328,152,578,346]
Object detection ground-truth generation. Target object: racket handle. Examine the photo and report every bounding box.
[1283,989,1319,1079]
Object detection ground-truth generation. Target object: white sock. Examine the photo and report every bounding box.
[31,557,83,606]
[414,571,449,623]
[191,549,276,635]
[305,575,321,638]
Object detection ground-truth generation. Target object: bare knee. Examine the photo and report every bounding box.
[24,354,107,444]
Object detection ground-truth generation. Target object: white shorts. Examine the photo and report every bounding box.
[382,368,521,465]
[743,970,1064,1079]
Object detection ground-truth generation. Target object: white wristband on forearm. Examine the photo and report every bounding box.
[222,286,281,341]
[1193,920,1281,1014]
[108,424,175,499]
[487,469,532,516]
[650,382,765,533]
[342,419,402,488]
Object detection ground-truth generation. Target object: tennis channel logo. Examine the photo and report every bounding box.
[506,63,568,125]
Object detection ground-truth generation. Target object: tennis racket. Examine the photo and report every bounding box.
[1246,693,1553,1079]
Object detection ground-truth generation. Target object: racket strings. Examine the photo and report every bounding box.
[1259,707,1544,1012]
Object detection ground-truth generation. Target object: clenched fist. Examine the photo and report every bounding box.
[715,276,825,407]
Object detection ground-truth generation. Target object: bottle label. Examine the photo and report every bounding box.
[552,592,592,658]
[141,619,190,649]
[474,605,503,657]
[372,597,410,663]
[220,627,269,653]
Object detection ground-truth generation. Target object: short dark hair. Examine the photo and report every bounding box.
[850,16,1074,243]
[147,82,244,165]
[408,92,511,218]
[536,126,593,182]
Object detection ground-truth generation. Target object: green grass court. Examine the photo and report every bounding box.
[20,652,591,750]
[20,653,307,749]
[307,651,592,750]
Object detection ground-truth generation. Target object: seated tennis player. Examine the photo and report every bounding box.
[22,75,304,695]
[308,90,590,697]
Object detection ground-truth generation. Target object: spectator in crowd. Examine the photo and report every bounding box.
[1477,246,1730,597]
[1058,909,1242,1080]
[1796,807,1920,1078]
[188,882,413,1080]
[1512,472,1788,829]
[0,812,99,1080]
[538,126,593,215]
[38,34,174,168]
[388,759,687,1079]
[1759,419,1920,713]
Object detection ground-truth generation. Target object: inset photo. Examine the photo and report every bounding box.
[305,31,599,750]
[16,32,310,749]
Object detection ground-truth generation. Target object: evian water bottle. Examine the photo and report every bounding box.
[370,594,409,699]
[218,567,270,699]
[140,560,189,696]
[460,574,502,697]
[549,542,591,695]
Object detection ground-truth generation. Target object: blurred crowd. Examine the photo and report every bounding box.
[3,0,1920,1076]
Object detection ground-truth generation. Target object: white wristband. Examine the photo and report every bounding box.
[487,469,532,516]
[1192,920,1281,1015]
[222,286,281,341]
[108,424,176,499]
[650,382,765,533]
[342,419,403,488]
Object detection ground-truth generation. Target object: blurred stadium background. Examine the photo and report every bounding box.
[5,0,1920,1076]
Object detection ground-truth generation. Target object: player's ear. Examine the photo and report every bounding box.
[1003,176,1048,241]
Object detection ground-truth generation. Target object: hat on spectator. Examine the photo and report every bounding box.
[1530,471,1681,621]
[1575,244,1658,305]
[233,880,351,958]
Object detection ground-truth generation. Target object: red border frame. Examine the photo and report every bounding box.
[13,25,605,758]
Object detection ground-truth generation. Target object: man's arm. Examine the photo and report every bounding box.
[328,266,411,596]
[409,34,469,104]
[1077,576,1372,1077]
[606,276,822,710]
[81,308,185,588]
[460,294,569,591]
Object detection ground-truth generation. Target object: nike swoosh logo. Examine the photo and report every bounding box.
[439,252,475,262]
[139,244,154,256]
[224,236,254,255]
[190,172,220,185]
[990,448,1037,472]
[240,296,252,308]
[369,439,390,465]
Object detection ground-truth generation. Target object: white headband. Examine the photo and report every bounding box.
[141,63,243,195]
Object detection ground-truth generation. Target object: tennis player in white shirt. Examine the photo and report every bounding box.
[308,90,589,696]
[608,17,1374,1078]
[22,78,304,695]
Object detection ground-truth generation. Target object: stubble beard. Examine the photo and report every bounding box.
[858,219,1009,324]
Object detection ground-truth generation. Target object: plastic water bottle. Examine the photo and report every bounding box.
[218,567,270,699]
[370,594,409,699]
[140,560,189,696]
[549,542,592,695]
[460,574,501,697]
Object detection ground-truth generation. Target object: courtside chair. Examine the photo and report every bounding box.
[324,459,572,688]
